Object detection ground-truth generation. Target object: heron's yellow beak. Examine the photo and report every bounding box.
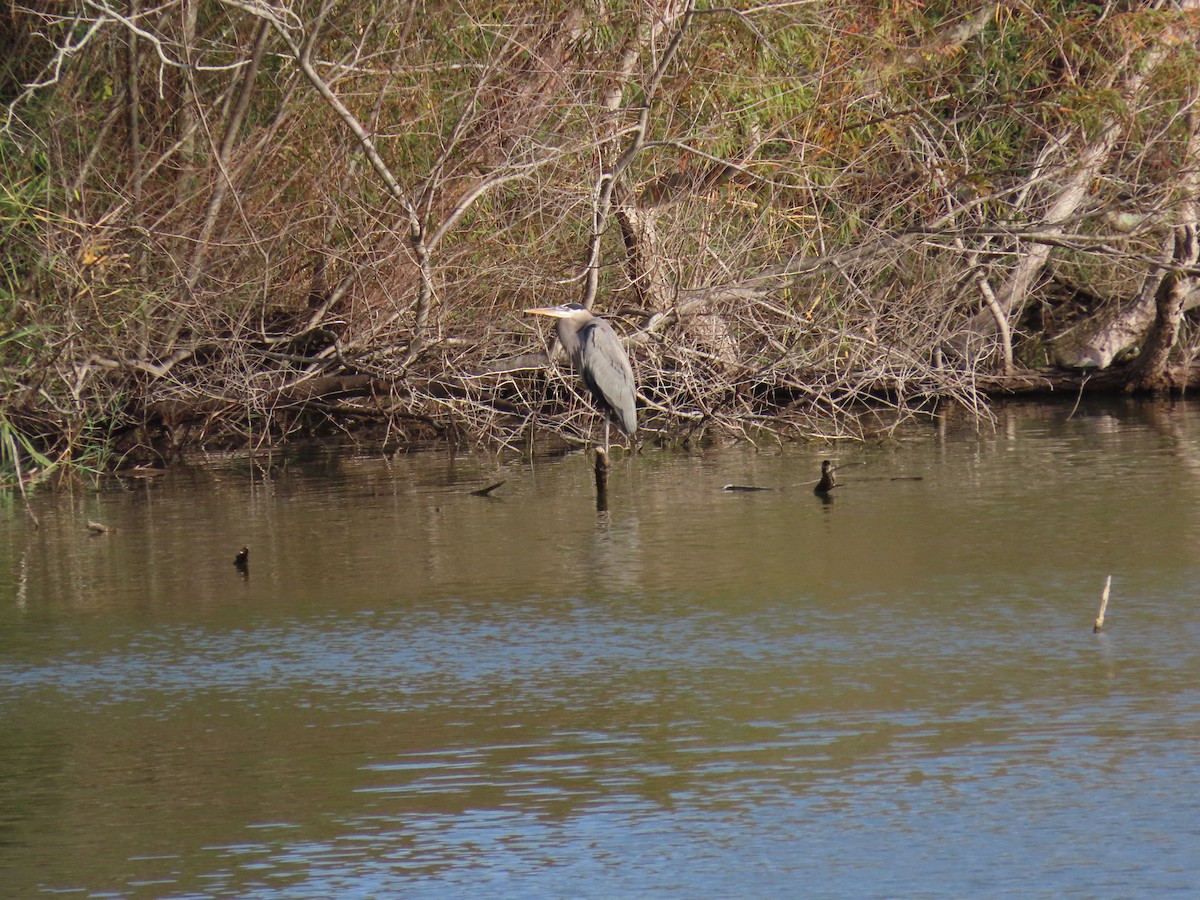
[524,306,571,318]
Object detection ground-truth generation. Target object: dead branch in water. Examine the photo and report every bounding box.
[1093,575,1112,633]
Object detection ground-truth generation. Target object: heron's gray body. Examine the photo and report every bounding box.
[566,316,637,436]
[525,303,637,448]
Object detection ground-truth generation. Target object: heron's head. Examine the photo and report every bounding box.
[524,302,589,320]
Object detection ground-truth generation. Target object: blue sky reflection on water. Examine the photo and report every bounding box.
[3,400,1200,897]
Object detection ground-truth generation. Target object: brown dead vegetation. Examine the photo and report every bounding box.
[3,2,1200,481]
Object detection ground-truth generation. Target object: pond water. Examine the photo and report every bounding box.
[3,399,1200,898]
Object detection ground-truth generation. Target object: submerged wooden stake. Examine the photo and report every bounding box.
[594,448,609,512]
[1093,575,1112,633]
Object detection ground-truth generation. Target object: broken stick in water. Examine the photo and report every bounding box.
[470,480,506,498]
[1093,575,1112,633]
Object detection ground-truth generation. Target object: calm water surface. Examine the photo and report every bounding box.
[3,400,1200,898]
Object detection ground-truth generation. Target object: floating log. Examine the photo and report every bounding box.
[86,520,115,534]
[1093,575,1112,633]
[722,484,772,492]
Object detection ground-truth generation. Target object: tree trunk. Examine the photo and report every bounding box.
[947,126,1122,364]
[1051,235,1200,370]
[616,196,741,369]
[581,1,693,310]
[1127,223,1199,390]
[183,20,271,292]
[1055,85,1200,372]
[617,204,671,310]
[599,0,746,368]
[175,0,200,204]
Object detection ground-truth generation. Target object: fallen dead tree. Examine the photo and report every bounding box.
[975,361,1200,397]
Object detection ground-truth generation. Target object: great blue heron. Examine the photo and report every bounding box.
[525,302,637,454]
